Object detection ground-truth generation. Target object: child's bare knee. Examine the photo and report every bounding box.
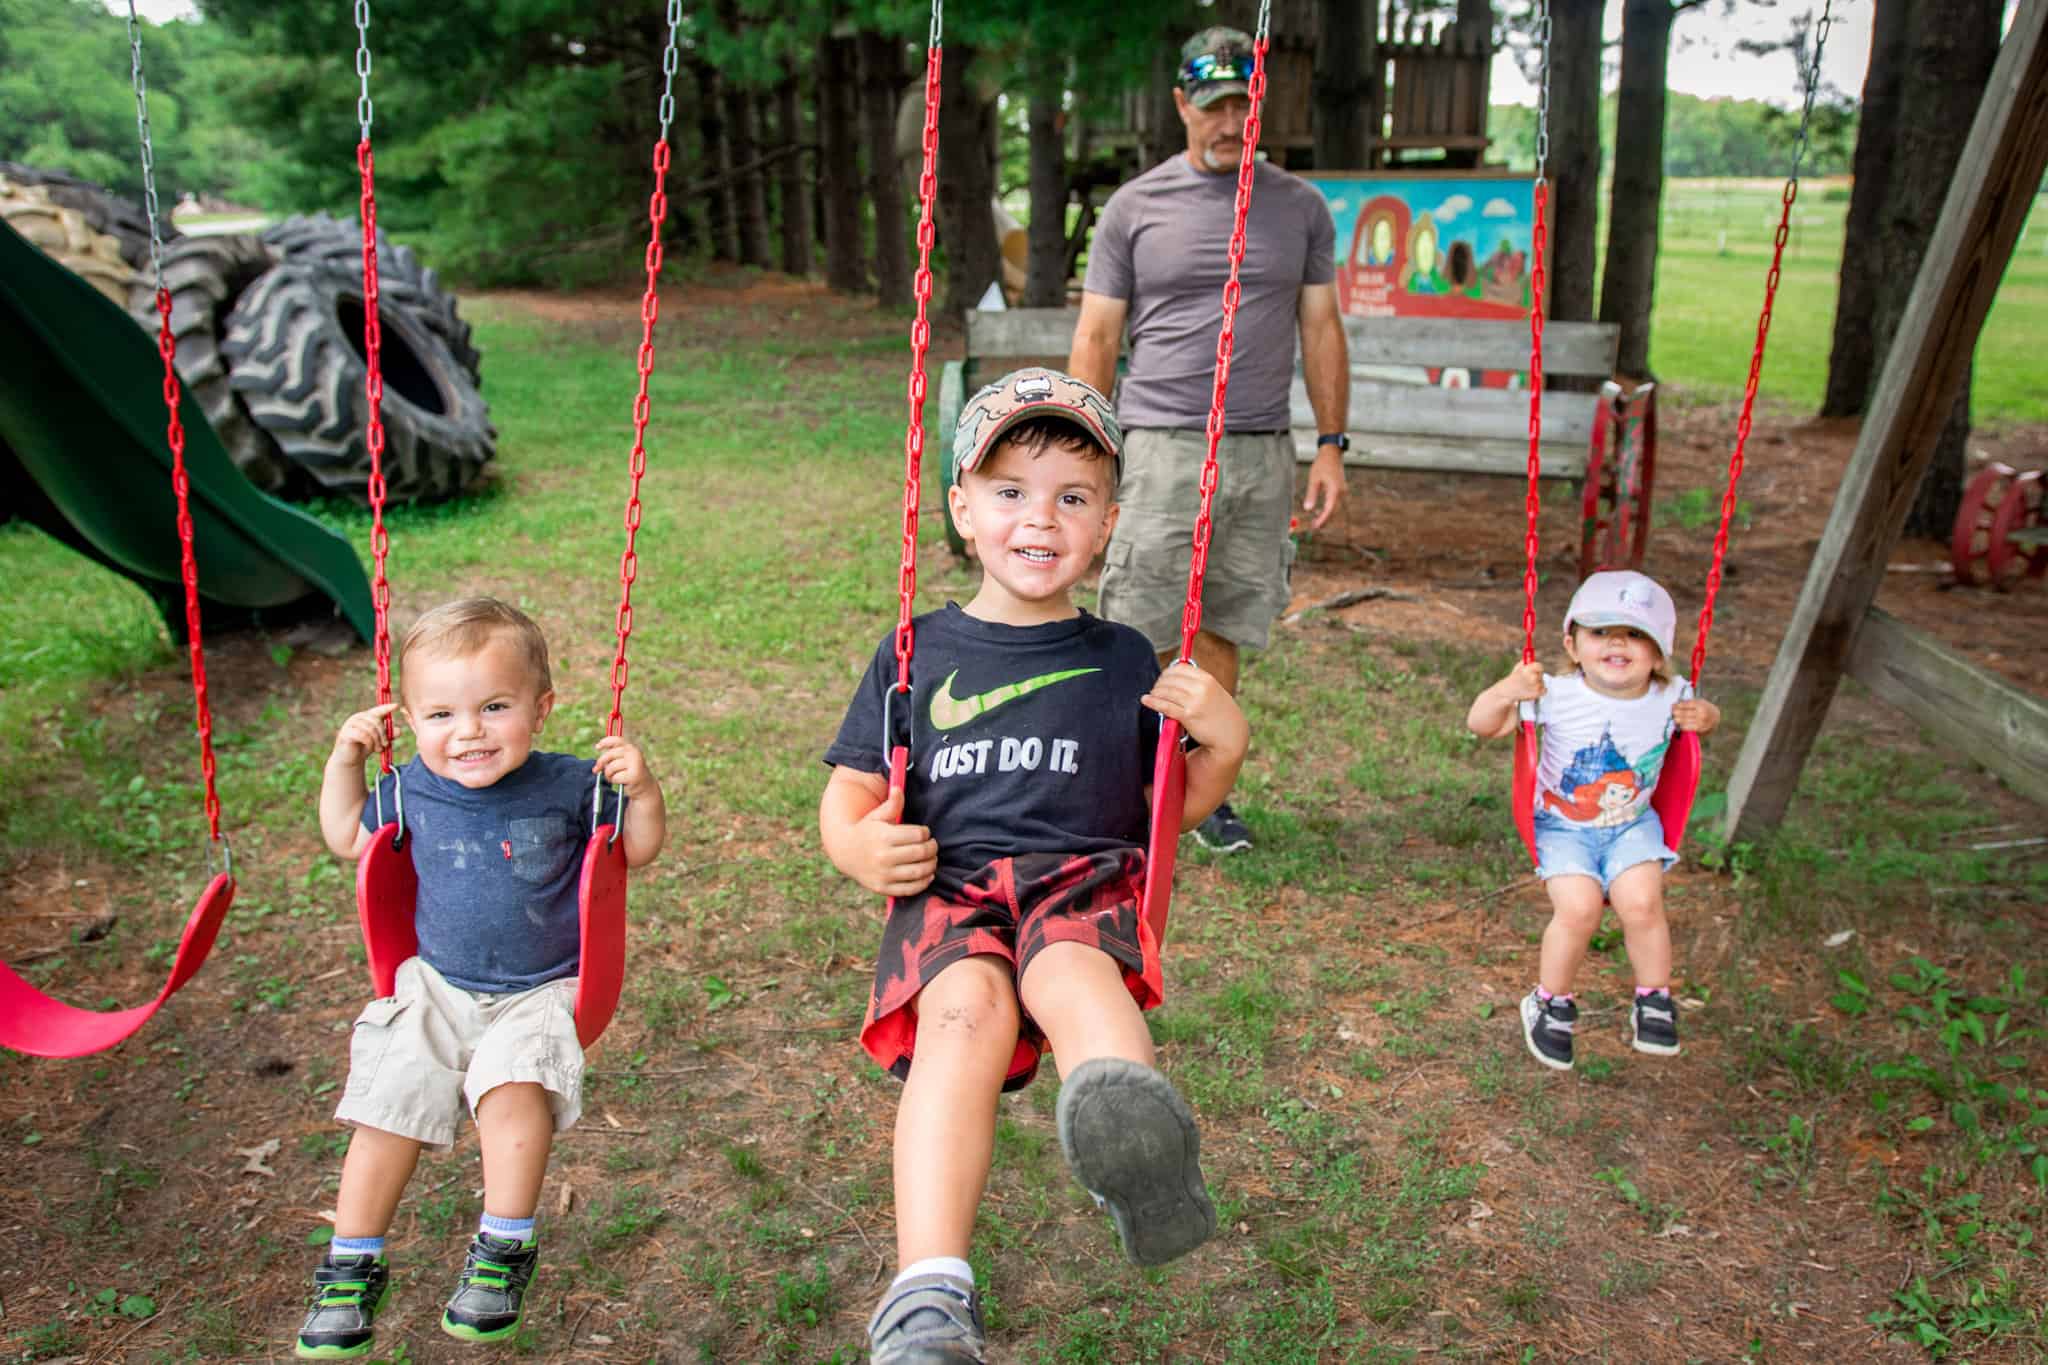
[916,959,1019,1042]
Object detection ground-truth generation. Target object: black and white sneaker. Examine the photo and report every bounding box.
[1631,990,1682,1056]
[1519,990,1577,1071]
[1193,802,1252,854]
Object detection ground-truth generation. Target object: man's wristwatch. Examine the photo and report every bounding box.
[1316,432,1350,453]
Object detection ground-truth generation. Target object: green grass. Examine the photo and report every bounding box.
[1641,179,2048,424]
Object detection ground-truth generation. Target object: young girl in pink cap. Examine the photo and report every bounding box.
[1466,570,1721,1071]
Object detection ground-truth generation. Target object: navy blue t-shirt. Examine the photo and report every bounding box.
[825,605,1161,878]
[362,752,621,993]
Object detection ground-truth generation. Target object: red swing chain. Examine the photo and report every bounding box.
[1689,0,1832,688]
[1519,0,1553,668]
[1177,1,1273,664]
[127,5,224,853]
[888,0,945,777]
[606,0,685,740]
[353,1,396,774]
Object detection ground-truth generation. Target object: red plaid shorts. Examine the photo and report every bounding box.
[859,848,1160,1091]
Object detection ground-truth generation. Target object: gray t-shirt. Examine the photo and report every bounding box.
[1083,155,1335,432]
[363,752,621,993]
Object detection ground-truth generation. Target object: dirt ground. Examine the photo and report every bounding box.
[2,276,2043,1363]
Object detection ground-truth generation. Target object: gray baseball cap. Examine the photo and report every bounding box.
[1179,27,1257,109]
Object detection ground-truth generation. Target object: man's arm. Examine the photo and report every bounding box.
[1067,291,1128,399]
[1297,281,1349,530]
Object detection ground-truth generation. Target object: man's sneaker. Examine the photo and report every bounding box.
[294,1252,389,1359]
[1193,802,1252,854]
[1519,990,1577,1071]
[867,1272,985,1363]
[440,1232,538,1343]
[1632,989,1682,1056]
[1056,1057,1217,1266]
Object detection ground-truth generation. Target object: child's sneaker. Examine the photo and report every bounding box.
[866,1272,985,1363]
[440,1232,538,1343]
[294,1252,389,1359]
[1055,1057,1216,1266]
[1520,990,1577,1071]
[1632,989,1682,1056]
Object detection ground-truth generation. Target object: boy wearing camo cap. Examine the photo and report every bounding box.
[820,368,1248,1362]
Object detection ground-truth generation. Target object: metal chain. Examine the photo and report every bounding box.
[1176,0,1273,664]
[1689,0,1833,687]
[1519,0,1551,666]
[355,0,374,142]
[354,4,395,768]
[890,13,944,733]
[126,3,225,851]
[606,0,685,740]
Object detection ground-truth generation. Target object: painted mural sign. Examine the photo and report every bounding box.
[1304,173,1542,389]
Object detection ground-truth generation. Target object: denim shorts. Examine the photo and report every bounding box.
[1533,809,1678,891]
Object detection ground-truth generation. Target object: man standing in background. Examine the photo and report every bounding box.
[1069,26,1350,854]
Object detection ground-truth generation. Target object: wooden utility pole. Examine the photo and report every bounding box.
[1723,0,2048,843]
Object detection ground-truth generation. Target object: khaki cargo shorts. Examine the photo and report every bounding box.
[1098,427,1296,652]
[333,956,585,1150]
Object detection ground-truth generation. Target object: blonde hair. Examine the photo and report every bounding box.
[400,597,552,698]
[1559,623,1674,686]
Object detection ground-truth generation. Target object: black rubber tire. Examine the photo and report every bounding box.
[221,262,496,503]
[0,176,137,307]
[261,213,481,386]
[0,161,176,271]
[127,233,296,493]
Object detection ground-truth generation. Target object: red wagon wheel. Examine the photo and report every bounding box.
[1951,462,2017,586]
[1577,382,1656,578]
[1985,468,2048,589]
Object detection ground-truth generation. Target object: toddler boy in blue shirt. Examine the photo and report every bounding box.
[294,597,666,1357]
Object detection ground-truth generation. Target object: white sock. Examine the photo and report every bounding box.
[893,1256,974,1290]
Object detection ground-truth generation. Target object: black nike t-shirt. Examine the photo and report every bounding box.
[825,604,1162,878]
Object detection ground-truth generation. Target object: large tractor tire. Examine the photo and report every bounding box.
[0,161,175,272]
[262,213,481,386]
[126,233,297,493]
[221,262,495,502]
[0,174,138,307]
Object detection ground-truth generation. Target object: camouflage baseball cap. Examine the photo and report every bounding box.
[1179,26,1257,109]
[952,367,1122,482]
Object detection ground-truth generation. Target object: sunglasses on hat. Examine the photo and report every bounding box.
[1180,51,1257,87]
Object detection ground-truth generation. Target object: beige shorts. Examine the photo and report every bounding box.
[333,956,585,1150]
[1098,427,1296,652]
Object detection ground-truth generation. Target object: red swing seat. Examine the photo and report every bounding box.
[1510,719,1701,870]
[357,821,628,1050]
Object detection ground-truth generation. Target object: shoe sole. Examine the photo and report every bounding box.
[1191,831,1251,854]
[1519,998,1574,1072]
[1056,1058,1216,1267]
[442,1309,524,1343]
[295,1281,390,1359]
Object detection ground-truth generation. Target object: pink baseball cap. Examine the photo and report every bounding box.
[1564,570,1676,659]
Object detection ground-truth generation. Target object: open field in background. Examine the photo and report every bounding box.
[1,283,2045,1361]
[1641,178,2048,423]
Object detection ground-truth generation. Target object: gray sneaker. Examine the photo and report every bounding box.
[867,1272,985,1363]
[294,1252,389,1359]
[440,1232,538,1343]
[1193,802,1252,854]
[1056,1057,1216,1266]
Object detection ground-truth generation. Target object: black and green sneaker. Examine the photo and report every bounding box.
[294,1252,390,1359]
[440,1232,539,1343]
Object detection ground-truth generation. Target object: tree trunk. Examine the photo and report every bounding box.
[1024,87,1067,306]
[1882,0,2001,538]
[1820,0,1907,416]
[858,31,911,310]
[1141,46,1182,171]
[1546,0,1604,339]
[937,43,1001,318]
[1314,0,1372,170]
[1598,0,1676,379]
[775,75,812,276]
[728,83,772,268]
[697,63,738,263]
[817,32,866,293]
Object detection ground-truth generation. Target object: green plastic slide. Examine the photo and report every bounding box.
[0,217,372,641]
